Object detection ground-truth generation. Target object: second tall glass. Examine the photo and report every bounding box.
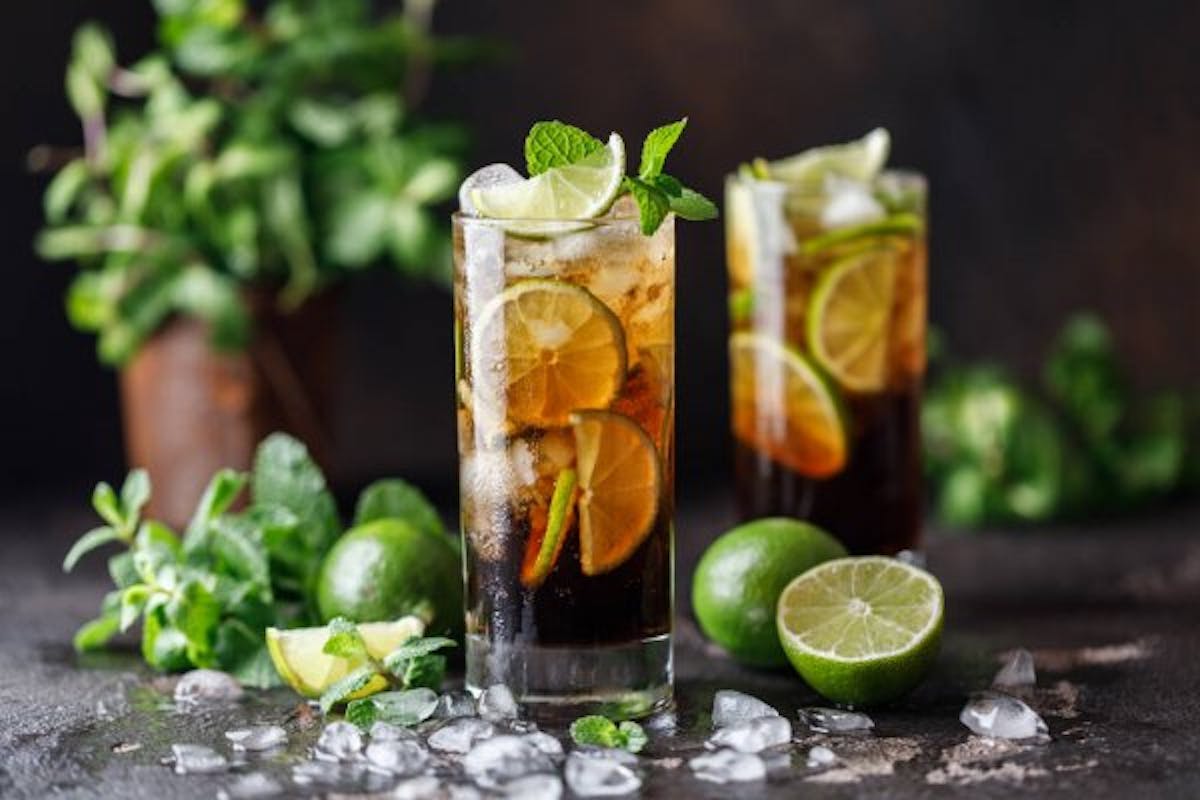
[726,171,928,554]
[454,209,675,716]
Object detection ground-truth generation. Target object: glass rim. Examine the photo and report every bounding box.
[725,167,927,197]
[452,208,654,227]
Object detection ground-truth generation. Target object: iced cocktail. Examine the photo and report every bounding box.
[726,129,927,554]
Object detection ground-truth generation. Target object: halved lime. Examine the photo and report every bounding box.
[807,248,898,393]
[766,128,890,187]
[729,332,847,478]
[777,557,943,706]
[470,133,625,230]
[266,617,425,699]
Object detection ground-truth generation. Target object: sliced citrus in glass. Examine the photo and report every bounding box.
[611,353,669,451]
[777,556,944,706]
[520,467,578,588]
[807,248,898,393]
[469,133,625,235]
[265,617,425,699]
[765,128,890,187]
[729,332,847,478]
[571,410,663,576]
[471,279,627,429]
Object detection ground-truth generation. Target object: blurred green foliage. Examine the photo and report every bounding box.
[35,0,487,365]
[923,313,1199,527]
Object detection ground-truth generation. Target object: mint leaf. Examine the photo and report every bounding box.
[639,118,687,180]
[649,174,682,197]
[74,603,122,653]
[252,433,340,558]
[323,617,370,661]
[618,720,648,753]
[383,636,457,667]
[92,482,123,528]
[384,636,455,691]
[354,479,444,538]
[346,689,439,728]
[214,618,281,688]
[667,186,718,221]
[525,121,603,175]
[141,608,191,671]
[119,585,151,632]
[624,177,671,236]
[108,552,139,588]
[184,468,248,553]
[168,579,221,667]
[399,655,446,690]
[320,665,380,713]
[120,469,151,521]
[569,715,622,748]
[64,526,121,572]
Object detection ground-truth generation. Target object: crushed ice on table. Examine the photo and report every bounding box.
[365,739,430,775]
[458,163,522,215]
[711,689,780,728]
[463,735,555,790]
[708,716,792,753]
[523,730,565,758]
[992,648,1037,689]
[369,721,420,742]
[503,773,565,799]
[216,771,283,799]
[315,721,365,761]
[391,775,443,799]
[689,748,767,783]
[435,690,479,719]
[174,669,244,706]
[224,725,287,751]
[798,707,875,734]
[292,759,365,786]
[171,743,228,774]
[477,684,519,722]
[960,692,1050,740]
[428,718,497,754]
[806,745,837,769]
[564,751,642,797]
[571,746,639,767]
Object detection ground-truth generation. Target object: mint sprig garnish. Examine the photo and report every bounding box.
[521,118,717,235]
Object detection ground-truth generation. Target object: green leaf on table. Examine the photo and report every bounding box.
[108,552,140,589]
[398,655,446,691]
[252,433,339,557]
[131,521,182,584]
[168,579,221,666]
[618,720,648,753]
[142,608,191,672]
[92,482,124,528]
[214,618,282,689]
[638,118,686,180]
[319,665,380,713]
[569,715,622,748]
[209,514,271,587]
[383,636,457,666]
[344,688,438,728]
[119,585,152,632]
[74,591,123,652]
[120,469,152,521]
[64,526,121,572]
[354,479,444,537]
[525,121,604,175]
[323,617,370,662]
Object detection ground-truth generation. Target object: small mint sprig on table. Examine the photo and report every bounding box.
[524,118,717,235]
[569,715,649,753]
[317,616,456,718]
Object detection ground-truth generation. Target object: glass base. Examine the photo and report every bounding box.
[466,633,673,721]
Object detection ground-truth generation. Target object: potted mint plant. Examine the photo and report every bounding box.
[34,1,480,526]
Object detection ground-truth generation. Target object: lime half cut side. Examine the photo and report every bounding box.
[470,133,625,236]
[777,556,944,707]
[266,617,425,699]
[765,128,890,187]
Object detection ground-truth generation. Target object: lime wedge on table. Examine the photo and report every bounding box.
[764,127,890,187]
[470,133,625,233]
[266,617,425,699]
[807,248,898,393]
[777,557,944,706]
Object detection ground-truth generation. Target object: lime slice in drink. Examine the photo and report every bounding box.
[807,248,899,393]
[729,332,847,478]
[266,617,425,699]
[470,279,627,429]
[765,128,890,187]
[520,467,579,588]
[470,133,626,232]
[777,556,944,706]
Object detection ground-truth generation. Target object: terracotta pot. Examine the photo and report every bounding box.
[119,288,338,529]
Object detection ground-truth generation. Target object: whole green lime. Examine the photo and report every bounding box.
[692,517,847,666]
[317,519,463,639]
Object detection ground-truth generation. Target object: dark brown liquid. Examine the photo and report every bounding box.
[734,390,922,555]
[466,511,673,647]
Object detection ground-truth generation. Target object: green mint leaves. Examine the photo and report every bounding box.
[522,118,717,235]
[568,715,649,753]
[525,121,604,175]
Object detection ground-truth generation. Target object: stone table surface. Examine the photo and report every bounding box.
[1,496,1199,799]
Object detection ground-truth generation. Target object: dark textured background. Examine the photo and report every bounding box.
[3,1,1198,511]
